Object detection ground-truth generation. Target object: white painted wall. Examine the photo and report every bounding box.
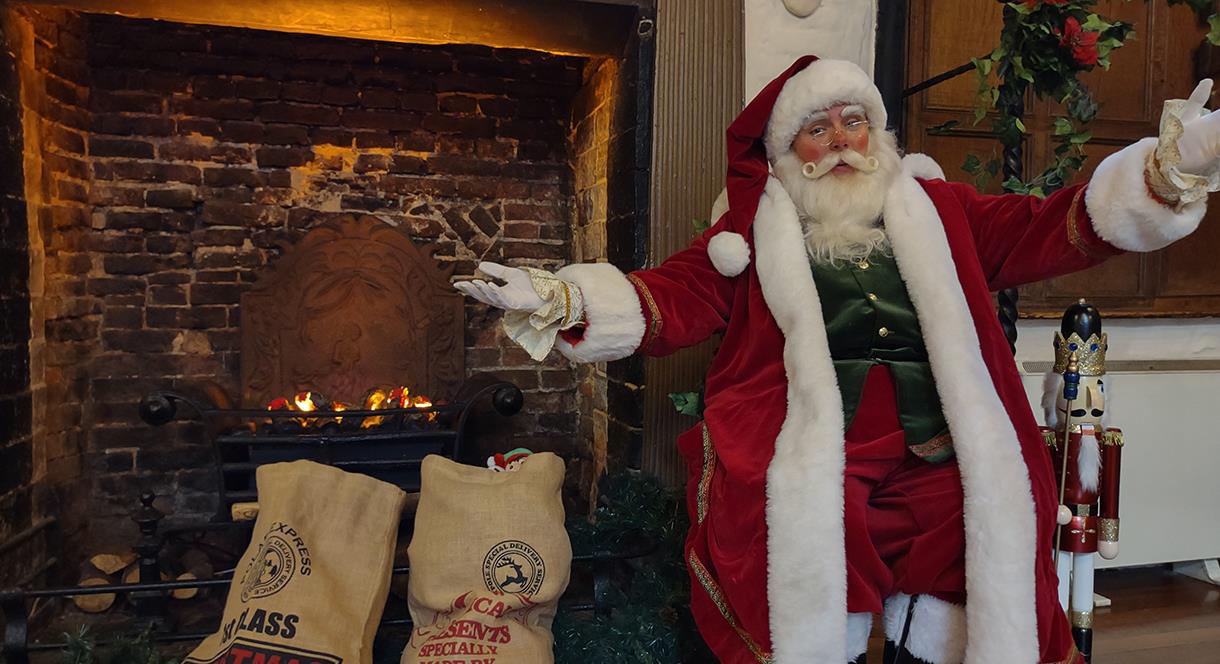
[742,0,877,101]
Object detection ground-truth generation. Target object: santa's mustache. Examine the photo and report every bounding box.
[800,149,880,180]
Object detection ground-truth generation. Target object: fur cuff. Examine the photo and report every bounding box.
[884,594,967,664]
[1085,137,1207,252]
[552,263,645,363]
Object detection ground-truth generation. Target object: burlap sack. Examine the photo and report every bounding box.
[186,461,406,664]
[403,453,571,664]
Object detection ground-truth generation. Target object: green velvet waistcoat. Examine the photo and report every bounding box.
[810,250,954,463]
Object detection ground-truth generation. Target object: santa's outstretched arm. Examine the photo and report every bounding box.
[454,216,739,364]
[939,79,1220,292]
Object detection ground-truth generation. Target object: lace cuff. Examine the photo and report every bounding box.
[502,267,585,361]
[1150,98,1220,210]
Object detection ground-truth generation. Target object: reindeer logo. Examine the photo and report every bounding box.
[482,540,546,596]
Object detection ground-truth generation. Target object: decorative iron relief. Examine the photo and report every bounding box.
[241,215,464,407]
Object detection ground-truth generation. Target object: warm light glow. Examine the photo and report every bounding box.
[293,391,317,412]
[265,386,433,428]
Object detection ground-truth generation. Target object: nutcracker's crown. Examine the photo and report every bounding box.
[1053,331,1107,376]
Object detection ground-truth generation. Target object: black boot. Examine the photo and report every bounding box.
[851,654,867,664]
[882,641,933,664]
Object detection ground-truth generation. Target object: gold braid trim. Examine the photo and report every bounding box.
[1042,430,1060,450]
[1066,188,1110,260]
[1101,429,1124,446]
[697,423,714,525]
[687,550,773,663]
[1099,517,1119,542]
[626,272,663,352]
[1047,643,1083,664]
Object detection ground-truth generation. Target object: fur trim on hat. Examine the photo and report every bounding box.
[902,153,946,180]
[707,231,750,277]
[764,59,887,162]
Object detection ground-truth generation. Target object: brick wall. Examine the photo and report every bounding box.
[0,9,38,585]
[9,10,607,552]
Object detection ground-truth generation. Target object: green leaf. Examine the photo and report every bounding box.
[1082,14,1112,32]
[690,218,710,235]
[927,119,961,135]
[962,154,982,174]
[1014,118,1027,133]
[1209,14,1220,46]
[668,391,701,417]
[1053,117,1074,136]
[1069,131,1093,144]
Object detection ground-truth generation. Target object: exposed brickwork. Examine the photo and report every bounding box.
[569,59,618,500]
[0,8,39,586]
[1,5,88,580]
[6,10,614,552]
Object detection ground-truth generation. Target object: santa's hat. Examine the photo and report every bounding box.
[706,56,887,277]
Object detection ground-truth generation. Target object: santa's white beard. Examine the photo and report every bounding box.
[773,129,903,266]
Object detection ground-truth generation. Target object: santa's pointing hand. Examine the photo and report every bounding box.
[454,261,585,361]
[453,261,546,312]
[1149,78,1220,208]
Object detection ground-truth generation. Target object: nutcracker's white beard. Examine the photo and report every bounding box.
[773,129,902,266]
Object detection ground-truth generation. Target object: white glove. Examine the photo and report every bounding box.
[453,261,545,312]
[1177,79,1220,175]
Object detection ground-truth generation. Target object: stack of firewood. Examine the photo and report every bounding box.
[73,549,215,613]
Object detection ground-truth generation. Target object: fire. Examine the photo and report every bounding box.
[264,386,434,429]
[293,391,317,412]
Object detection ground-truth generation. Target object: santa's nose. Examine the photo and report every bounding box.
[828,133,849,150]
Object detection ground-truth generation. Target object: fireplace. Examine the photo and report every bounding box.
[0,0,654,585]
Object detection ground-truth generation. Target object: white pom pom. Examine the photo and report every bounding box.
[707,231,750,277]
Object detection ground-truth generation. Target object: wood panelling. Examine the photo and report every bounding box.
[641,0,742,485]
[906,1,1220,317]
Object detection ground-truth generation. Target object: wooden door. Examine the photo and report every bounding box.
[905,1,1220,317]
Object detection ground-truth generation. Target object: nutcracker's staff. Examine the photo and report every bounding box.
[1054,351,1080,568]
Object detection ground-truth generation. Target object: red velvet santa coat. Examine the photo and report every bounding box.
[552,139,1206,664]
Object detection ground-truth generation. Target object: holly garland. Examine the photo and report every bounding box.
[963,0,1218,197]
[964,1,1133,196]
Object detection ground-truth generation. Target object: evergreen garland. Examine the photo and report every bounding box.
[554,472,711,664]
[59,627,177,664]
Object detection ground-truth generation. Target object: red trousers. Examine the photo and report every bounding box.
[845,365,967,613]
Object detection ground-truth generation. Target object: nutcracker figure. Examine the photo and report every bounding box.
[1040,300,1123,663]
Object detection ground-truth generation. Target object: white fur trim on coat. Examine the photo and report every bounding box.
[1085,137,1208,252]
[764,59,887,161]
[752,170,1041,663]
[552,263,645,363]
[903,152,946,180]
[884,174,1040,663]
[884,594,968,664]
[846,613,872,660]
[707,231,750,276]
[753,176,848,662]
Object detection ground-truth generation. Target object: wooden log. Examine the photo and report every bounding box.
[73,578,116,613]
[74,561,116,613]
[172,572,199,600]
[90,552,137,575]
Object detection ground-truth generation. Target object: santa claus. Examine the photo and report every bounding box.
[454,56,1220,664]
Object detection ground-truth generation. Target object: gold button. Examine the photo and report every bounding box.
[878,327,890,337]
[857,260,870,270]
[867,292,878,301]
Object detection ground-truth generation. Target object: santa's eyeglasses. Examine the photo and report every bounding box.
[805,117,870,145]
